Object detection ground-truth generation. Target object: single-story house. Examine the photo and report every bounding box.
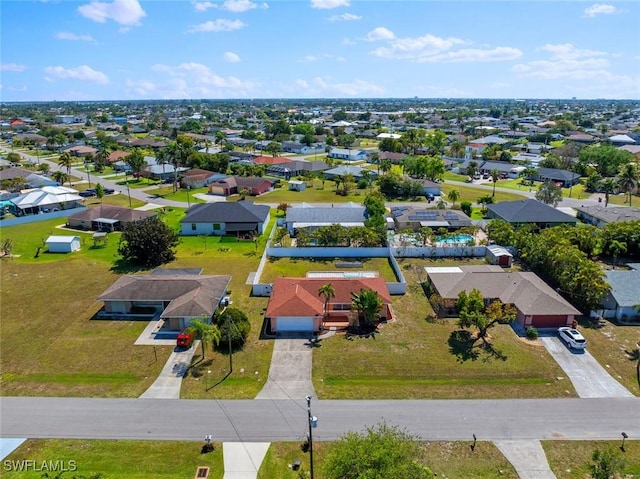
[608,134,636,145]
[390,206,472,232]
[378,151,408,164]
[180,200,270,237]
[282,142,325,154]
[97,273,232,331]
[327,148,368,162]
[108,151,129,164]
[46,235,81,253]
[265,277,393,333]
[485,244,513,267]
[63,145,97,157]
[288,180,306,192]
[252,156,293,166]
[477,161,516,177]
[67,205,156,231]
[25,173,60,188]
[532,168,581,188]
[266,160,329,179]
[285,203,366,236]
[597,264,640,323]
[421,180,442,197]
[208,176,274,196]
[322,165,377,181]
[9,188,84,216]
[575,205,640,227]
[426,265,581,328]
[0,167,33,182]
[486,199,577,229]
[180,169,225,189]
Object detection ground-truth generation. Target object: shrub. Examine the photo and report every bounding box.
[215,307,251,352]
[525,326,539,340]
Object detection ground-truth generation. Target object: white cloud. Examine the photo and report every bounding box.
[328,12,361,21]
[8,85,28,92]
[221,0,266,12]
[1,63,28,72]
[193,1,217,12]
[43,65,109,84]
[423,47,522,63]
[300,53,330,63]
[151,62,256,91]
[539,43,606,60]
[78,0,146,26]
[55,32,95,42]
[125,78,157,97]
[365,27,395,42]
[369,33,466,60]
[293,76,383,96]
[187,19,247,33]
[224,51,241,62]
[311,0,349,9]
[584,3,616,17]
[342,37,356,46]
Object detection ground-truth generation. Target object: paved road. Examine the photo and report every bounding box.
[1,397,639,442]
[540,337,634,398]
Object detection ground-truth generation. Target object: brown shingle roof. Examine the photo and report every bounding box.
[68,205,156,223]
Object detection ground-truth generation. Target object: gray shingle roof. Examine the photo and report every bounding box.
[181,201,270,224]
[286,204,366,224]
[488,199,577,224]
[605,269,640,307]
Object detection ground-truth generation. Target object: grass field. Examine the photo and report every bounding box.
[439,182,527,204]
[3,439,224,479]
[260,257,398,282]
[543,440,640,478]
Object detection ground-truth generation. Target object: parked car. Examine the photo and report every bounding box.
[176,331,194,348]
[79,189,96,197]
[103,188,115,195]
[557,327,587,350]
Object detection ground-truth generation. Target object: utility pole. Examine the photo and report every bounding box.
[226,312,233,374]
[306,395,317,479]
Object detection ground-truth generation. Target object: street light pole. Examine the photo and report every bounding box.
[126,175,132,208]
[306,395,316,479]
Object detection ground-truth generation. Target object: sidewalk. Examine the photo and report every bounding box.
[495,440,556,479]
[222,442,270,479]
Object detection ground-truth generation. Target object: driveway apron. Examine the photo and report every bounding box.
[495,440,556,479]
[139,343,198,399]
[222,442,270,479]
[255,334,316,400]
[540,337,634,398]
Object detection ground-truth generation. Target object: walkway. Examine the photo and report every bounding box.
[540,337,634,398]
[495,440,556,479]
[255,334,316,400]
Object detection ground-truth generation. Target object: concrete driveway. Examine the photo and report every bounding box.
[540,336,634,398]
[255,334,316,400]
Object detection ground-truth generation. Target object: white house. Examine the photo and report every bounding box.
[328,147,368,162]
[46,235,81,253]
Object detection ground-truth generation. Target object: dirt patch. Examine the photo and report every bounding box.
[517,336,544,347]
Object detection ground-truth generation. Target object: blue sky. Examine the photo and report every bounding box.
[1,0,639,101]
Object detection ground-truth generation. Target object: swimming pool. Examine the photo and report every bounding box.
[437,234,474,244]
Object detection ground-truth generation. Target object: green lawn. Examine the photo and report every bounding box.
[147,185,208,204]
[257,179,370,204]
[312,258,576,399]
[543,440,640,478]
[114,177,163,189]
[440,183,527,204]
[3,440,224,479]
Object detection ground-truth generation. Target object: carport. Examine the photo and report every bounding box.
[92,217,119,232]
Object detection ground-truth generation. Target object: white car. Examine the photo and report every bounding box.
[557,327,587,350]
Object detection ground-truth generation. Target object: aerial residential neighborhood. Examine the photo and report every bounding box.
[1,0,640,477]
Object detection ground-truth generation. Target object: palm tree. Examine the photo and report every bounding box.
[184,317,222,359]
[477,195,494,215]
[607,240,627,270]
[94,146,110,173]
[447,189,460,207]
[58,151,73,177]
[617,163,638,205]
[318,283,336,324]
[490,169,500,197]
[599,177,618,207]
[436,198,448,209]
[51,170,69,186]
[350,288,383,330]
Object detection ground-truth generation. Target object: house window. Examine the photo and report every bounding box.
[213,223,221,230]
[191,223,196,231]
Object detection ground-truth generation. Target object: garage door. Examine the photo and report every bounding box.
[276,316,314,332]
[533,315,568,329]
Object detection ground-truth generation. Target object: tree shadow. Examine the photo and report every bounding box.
[480,341,508,362]
[109,258,151,274]
[188,357,213,378]
[448,330,480,362]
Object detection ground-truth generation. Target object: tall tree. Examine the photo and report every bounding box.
[456,289,516,345]
[599,177,618,207]
[490,169,500,197]
[617,163,638,206]
[184,317,222,359]
[535,181,563,207]
[125,148,145,179]
[117,217,179,267]
[318,283,336,319]
[58,151,73,177]
[447,189,460,207]
[51,170,69,186]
